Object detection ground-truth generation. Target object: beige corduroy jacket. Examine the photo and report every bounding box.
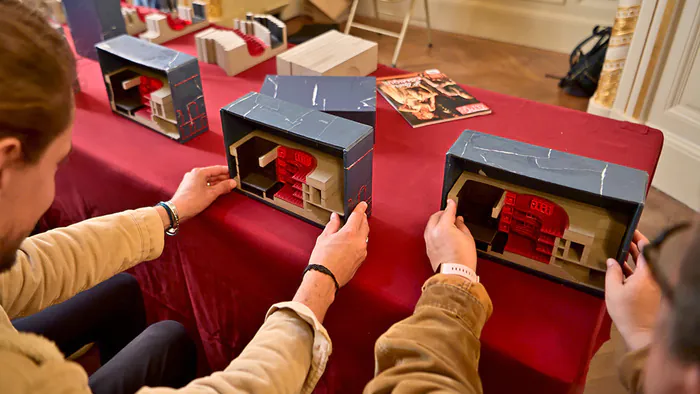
[0,208,331,394]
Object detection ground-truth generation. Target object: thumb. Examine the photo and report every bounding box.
[322,212,341,236]
[455,216,471,235]
[605,258,624,295]
[213,179,236,196]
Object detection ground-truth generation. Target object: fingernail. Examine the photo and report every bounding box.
[606,259,615,267]
[457,216,464,222]
[331,212,338,220]
[447,199,454,206]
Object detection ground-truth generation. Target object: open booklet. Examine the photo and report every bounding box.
[377,69,491,128]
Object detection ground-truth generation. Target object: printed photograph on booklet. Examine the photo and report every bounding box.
[377,69,491,128]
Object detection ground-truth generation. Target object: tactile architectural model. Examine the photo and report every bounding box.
[260,75,376,130]
[63,0,126,60]
[221,92,374,227]
[135,1,210,44]
[96,35,209,143]
[276,30,377,77]
[442,131,648,295]
[195,13,287,76]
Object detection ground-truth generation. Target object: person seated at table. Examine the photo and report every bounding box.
[0,1,370,393]
[362,199,699,394]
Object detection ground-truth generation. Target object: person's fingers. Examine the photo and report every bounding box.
[197,165,230,178]
[358,212,370,238]
[322,212,342,236]
[630,242,641,262]
[605,258,624,295]
[211,179,236,195]
[635,240,650,270]
[622,261,634,277]
[426,210,443,233]
[633,230,650,246]
[455,216,470,235]
[208,174,231,183]
[439,199,458,227]
[343,202,368,232]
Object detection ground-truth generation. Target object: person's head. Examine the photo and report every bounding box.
[643,221,700,393]
[0,0,76,272]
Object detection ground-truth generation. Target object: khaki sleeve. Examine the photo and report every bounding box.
[0,208,165,319]
[618,345,649,394]
[364,274,493,394]
[139,301,332,394]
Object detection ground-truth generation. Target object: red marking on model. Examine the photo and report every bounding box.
[346,148,374,170]
[274,147,316,208]
[498,193,569,264]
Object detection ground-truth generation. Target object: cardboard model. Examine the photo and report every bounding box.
[276,30,377,77]
[260,75,376,130]
[63,0,126,60]
[195,13,287,76]
[96,35,209,143]
[442,131,648,295]
[138,2,210,44]
[221,92,374,227]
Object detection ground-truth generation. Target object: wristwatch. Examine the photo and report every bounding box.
[440,263,479,283]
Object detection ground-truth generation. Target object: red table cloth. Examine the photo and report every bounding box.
[44,31,664,394]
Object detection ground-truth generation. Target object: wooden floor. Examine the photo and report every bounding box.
[288,16,697,394]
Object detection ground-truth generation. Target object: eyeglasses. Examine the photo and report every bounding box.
[642,222,692,303]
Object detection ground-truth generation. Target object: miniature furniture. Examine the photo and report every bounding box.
[222,92,374,226]
[443,131,647,295]
[276,30,378,76]
[345,0,433,67]
[96,35,209,143]
[260,75,376,129]
[195,14,287,76]
[63,0,126,60]
[52,32,665,394]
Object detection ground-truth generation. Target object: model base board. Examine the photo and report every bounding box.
[448,170,628,291]
[195,14,287,76]
[229,130,344,225]
[276,30,377,77]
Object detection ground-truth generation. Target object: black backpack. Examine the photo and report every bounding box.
[556,26,612,97]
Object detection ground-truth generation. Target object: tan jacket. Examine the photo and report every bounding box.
[0,208,331,394]
[362,274,649,394]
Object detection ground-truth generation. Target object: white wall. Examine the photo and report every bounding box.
[353,0,618,53]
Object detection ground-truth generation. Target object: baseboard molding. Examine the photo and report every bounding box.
[649,130,700,211]
[355,0,616,53]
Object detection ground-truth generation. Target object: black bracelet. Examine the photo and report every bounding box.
[303,264,340,293]
[157,202,175,229]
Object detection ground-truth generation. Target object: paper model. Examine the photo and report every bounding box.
[260,75,376,130]
[63,0,126,60]
[187,0,289,27]
[221,92,374,227]
[194,13,287,76]
[442,131,648,295]
[134,2,210,44]
[96,35,209,143]
[276,30,378,77]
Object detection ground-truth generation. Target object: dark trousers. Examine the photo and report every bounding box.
[13,273,196,394]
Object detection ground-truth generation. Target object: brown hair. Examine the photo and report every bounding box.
[0,0,77,163]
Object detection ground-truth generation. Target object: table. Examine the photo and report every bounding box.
[44,30,664,393]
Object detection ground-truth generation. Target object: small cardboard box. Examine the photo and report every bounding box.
[221,92,374,227]
[63,0,126,60]
[96,35,209,143]
[260,75,376,130]
[442,130,648,295]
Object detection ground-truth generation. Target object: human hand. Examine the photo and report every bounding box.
[294,202,369,322]
[424,199,477,272]
[605,230,662,352]
[308,201,370,287]
[170,165,237,222]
